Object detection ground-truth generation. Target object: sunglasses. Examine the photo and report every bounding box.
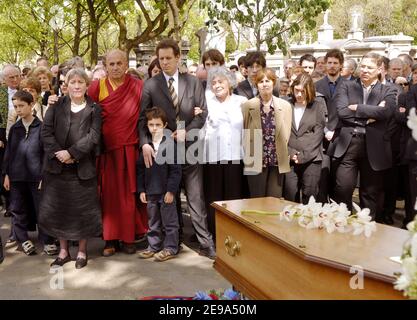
[398,82,409,87]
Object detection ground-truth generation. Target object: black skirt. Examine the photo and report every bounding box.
[38,167,102,240]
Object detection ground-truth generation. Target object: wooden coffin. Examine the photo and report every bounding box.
[212,197,408,300]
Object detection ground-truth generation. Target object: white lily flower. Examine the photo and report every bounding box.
[298,214,311,228]
[363,221,377,238]
[395,274,410,291]
[411,234,417,259]
[352,202,372,222]
[333,216,348,233]
[281,205,297,222]
[402,257,417,281]
[407,108,417,141]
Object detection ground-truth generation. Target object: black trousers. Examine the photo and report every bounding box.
[9,181,52,244]
[284,161,322,204]
[333,135,384,219]
[408,160,417,225]
[204,161,243,239]
[182,163,214,249]
[382,164,412,220]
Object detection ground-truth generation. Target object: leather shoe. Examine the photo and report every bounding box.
[123,242,137,254]
[50,255,72,267]
[75,257,88,269]
[102,240,120,257]
[199,246,216,260]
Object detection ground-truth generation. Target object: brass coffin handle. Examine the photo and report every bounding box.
[224,236,241,257]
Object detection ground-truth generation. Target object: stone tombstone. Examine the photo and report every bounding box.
[134,40,191,68]
[196,19,228,56]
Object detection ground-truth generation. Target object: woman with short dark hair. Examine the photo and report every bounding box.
[39,68,102,269]
[242,68,292,197]
[284,73,326,204]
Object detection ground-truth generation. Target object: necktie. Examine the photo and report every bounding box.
[329,82,336,97]
[168,77,178,112]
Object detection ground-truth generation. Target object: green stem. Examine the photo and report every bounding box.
[241,210,280,215]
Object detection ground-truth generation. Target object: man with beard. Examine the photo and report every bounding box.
[314,49,346,203]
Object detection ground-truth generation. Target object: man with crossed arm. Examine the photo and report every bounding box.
[328,52,397,219]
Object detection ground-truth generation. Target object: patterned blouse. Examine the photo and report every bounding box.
[260,99,278,167]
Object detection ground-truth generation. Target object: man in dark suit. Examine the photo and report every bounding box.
[0,65,21,219]
[234,51,280,99]
[139,39,216,259]
[329,52,397,219]
[314,49,345,203]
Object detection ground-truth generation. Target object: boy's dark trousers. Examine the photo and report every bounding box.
[9,181,52,244]
[146,194,179,254]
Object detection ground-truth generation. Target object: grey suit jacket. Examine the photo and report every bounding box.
[41,95,102,180]
[327,79,397,171]
[139,72,207,148]
[288,97,326,164]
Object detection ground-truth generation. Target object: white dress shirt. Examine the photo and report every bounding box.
[8,87,17,111]
[293,103,306,131]
[163,70,179,96]
[203,94,247,162]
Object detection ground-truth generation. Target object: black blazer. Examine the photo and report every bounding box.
[139,72,207,148]
[136,133,182,196]
[328,79,397,171]
[3,117,43,182]
[233,79,280,99]
[315,76,346,132]
[41,95,102,180]
[288,97,326,164]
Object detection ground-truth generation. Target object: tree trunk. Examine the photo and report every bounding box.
[255,0,261,51]
[90,25,99,66]
[73,2,82,57]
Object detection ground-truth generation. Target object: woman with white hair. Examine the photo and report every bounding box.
[39,68,102,269]
[202,66,247,238]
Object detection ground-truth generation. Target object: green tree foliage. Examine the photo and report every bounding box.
[201,0,331,54]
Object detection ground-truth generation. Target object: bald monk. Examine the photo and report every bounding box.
[88,49,147,256]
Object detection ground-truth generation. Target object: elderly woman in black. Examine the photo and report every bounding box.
[39,68,102,269]
[284,73,326,204]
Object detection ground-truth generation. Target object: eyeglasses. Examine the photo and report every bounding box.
[398,82,409,87]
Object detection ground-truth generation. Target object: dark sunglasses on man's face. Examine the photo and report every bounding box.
[398,82,409,87]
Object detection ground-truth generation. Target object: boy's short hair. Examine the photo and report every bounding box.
[202,49,225,67]
[12,90,34,105]
[145,107,168,125]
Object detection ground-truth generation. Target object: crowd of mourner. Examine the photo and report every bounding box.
[0,38,416,269]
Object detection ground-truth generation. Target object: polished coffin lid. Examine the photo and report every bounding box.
[212,197,409,284]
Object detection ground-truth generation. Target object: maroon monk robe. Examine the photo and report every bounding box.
[88,74,148,243]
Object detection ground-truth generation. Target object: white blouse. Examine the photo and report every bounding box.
[203,94,247,163]
[293,103,306,131]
